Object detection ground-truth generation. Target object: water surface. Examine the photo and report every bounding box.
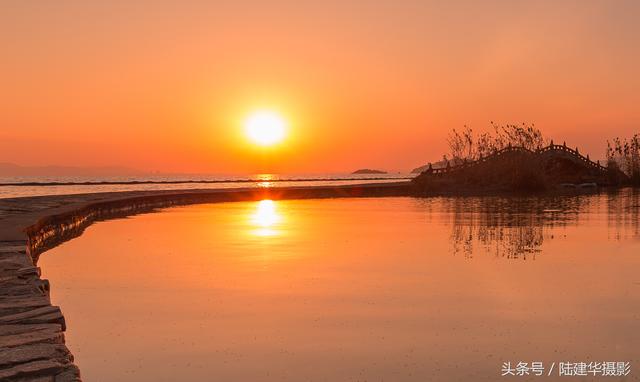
[0,173,410,198]
[40,190,640,381]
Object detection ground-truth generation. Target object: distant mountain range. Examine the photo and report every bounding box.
[0,163,146,177]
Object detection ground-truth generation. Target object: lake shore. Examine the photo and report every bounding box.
[0,182,410,381]
[1,181,636,381]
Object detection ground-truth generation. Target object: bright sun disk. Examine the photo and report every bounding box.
[245,110,286,146]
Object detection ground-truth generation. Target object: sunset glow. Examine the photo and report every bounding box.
[1,2,639,174]
[244,111,287,147]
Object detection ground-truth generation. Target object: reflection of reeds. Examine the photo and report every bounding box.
[449,210,545,259]
[440,189,640,259]
[606,188,640,240]
[442,196,591,259]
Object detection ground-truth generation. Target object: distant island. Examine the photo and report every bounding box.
[352,169,387,174]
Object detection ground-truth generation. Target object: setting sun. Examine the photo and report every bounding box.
[244,110,287,146]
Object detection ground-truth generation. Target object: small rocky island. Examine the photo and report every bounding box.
[352,169,387,174]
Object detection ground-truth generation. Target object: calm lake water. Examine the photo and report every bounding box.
[39,190,640,381]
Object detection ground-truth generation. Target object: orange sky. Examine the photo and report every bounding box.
[1,1,639,174]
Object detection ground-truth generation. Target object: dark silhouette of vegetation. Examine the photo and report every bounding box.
[607,134,640,185]
[412,122,628,194]
[447,122,546,162]
[436,122,549,192]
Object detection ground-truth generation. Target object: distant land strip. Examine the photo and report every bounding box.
[0,176,414,187]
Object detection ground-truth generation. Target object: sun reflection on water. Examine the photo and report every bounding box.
[250,199,282,236]
[256,174,275,188]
